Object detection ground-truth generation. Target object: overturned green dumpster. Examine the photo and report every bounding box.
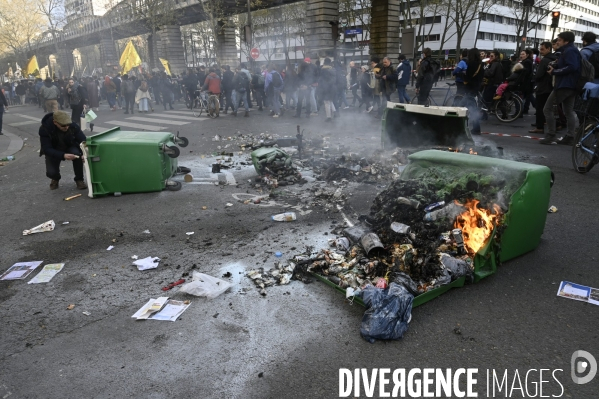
[80,127,188,197]
[382,102,474,148]
[309,150,553,308]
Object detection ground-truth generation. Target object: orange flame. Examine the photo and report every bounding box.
[454,199,501,254]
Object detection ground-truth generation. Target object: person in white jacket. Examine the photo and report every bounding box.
[135,80,153,113]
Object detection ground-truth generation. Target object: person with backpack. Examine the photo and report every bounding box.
[231,67,250,117]
[463,48,484,135]
[318,58,337,122]
[265,64,284,118]
[294,61,312,118]
[251,68,265,112]
[580,31,599,84]
[222,65,235,114]
[395,55,411,103]
[349,61,361,106]
[530,42,557,134]
[120,74,136,114]
[415,48,438,104]
[360,65,374,112]
[540,31,581,145]
[66,78,88,125]
[377,57,396,114]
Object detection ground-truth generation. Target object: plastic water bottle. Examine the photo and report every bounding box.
[423,203,465,222]
[271,212,297,222]
[1,156,14,161]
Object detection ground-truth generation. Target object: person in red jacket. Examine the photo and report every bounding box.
[202,68,222,95]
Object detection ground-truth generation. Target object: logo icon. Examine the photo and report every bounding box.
[571,350,597,385]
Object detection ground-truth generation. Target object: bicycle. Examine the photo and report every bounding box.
[453,89,523,123]
[410,82,461,106]
[572,97,599,173]
[191,90,220,118]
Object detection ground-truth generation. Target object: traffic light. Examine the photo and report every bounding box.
[551,11,561,29]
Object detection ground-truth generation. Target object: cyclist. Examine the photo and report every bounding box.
[202,67,221,96]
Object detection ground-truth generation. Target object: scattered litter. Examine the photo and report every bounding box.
[23,220,55,236]
[202,206,207,210]
[64,194,82,201]
[212,135,221,141]
[360,283,413,343]
[557,281,599,306]
[186,232,194,236]
[271,212,296,222]
[131,255,138,260]
[179,272,232,298]
[142,230,151,234]
[132,256,160,271]
[162,279,186,291]
[28,263,64,284]
[275,252,283,258]
[106,245,114,251]
[247,262,295,290]
[67,304,75,310]
[132,297,191,322]
[82,311,91,316]
[62,222,70,225]
[184,174,194,182]
[548,205,558,213]
[226,203,233,207]
[0,261,44,280]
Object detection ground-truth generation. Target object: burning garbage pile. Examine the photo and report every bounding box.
[311,149,411,184]
[251,148,306,187]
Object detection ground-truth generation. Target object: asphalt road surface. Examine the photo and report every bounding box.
[0,87,597,399]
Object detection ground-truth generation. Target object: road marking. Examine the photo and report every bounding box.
[143,113,206,122]
[162,110,199,116]
[104,121,166,130]
[482,132,541,140]
[127,117,189,125]
[9,121,39,126]
[10,113,41,121]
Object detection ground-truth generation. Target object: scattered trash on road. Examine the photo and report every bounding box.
[0,261,43,280]
[132,297,191,321]
[202,206,207,210]
[226,203,233,207]
[142,230,151,234]
[161,279,186,291]
[557,281,599,306]
[67,304,75,310]
[184,174,193,182]
[106,245,114,251]
[62,222,70,225]
[179,272,232,298]
[271,212,296,222]
[82,311,91,316]
[28,263,64,284]
[64,194,82,201]
[131,255,138,260]
[132,256,160,271]
[548,205,558,213]
[186,232,194,235]
[23,220,55,236]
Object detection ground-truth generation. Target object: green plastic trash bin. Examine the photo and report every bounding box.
[80,127,185,197]
[251,147,290,175]
[314,150,553,308]
[381,102,474,148]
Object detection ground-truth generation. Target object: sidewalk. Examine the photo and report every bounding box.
[0,128,24,159]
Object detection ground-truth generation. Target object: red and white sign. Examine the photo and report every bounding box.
[250,48,260,60]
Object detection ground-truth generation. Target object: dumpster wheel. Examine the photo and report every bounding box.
[166,181,182,191]
[177,137,189,147]
[164,145,180,158]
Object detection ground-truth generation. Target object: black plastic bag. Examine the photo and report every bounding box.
[390,271,419,296]
[360,283,413,343]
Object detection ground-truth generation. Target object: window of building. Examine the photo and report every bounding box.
[485,32,493,40]
[487,14,495,22]
[495,34,502,41]
[495,16,503,23]
[477,31,485,40]
[503,34,509,42]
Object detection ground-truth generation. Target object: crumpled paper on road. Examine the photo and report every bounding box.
[132,256,161,271]
[23,220,55,236]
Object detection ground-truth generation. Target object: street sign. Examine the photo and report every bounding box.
[250,48,260,60]
[345,28,363,35]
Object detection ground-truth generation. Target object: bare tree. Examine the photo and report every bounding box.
[0,0,46,62]
[509,0,562,51]
[37,0,66,57]
[340,0,370,60]
[439,0,495,55]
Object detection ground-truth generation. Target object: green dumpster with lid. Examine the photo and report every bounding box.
[80,127,188,197]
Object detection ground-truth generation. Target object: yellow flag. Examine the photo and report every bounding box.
[23,56,40,78]
[159,58,171,76]
[119,41,142,74]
